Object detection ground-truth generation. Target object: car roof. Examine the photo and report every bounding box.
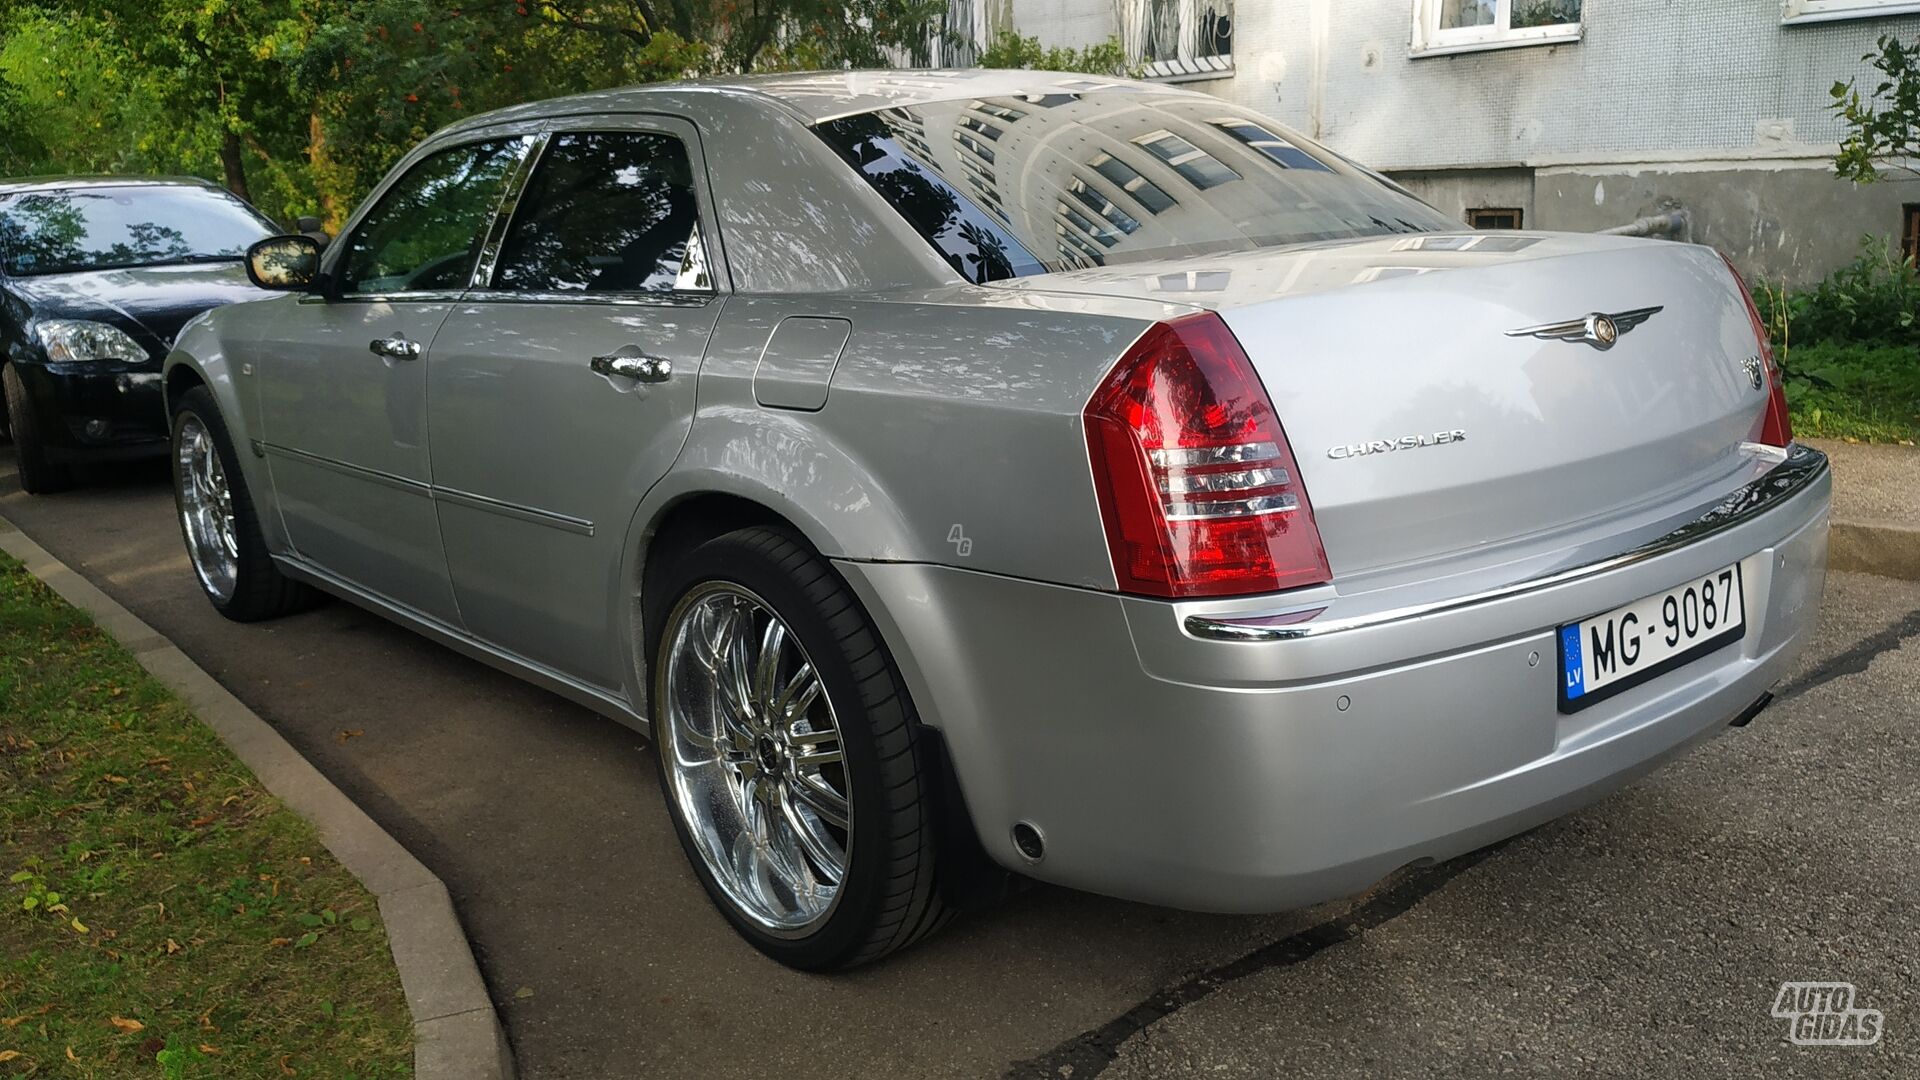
[0,175,226,197]
[438,68,1164,136]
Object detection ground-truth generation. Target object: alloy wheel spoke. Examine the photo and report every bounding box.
[774,663,822,725]
[751,617,787,718]
[790,772,850,831]
[789,726,843,769]
[779,783,845,886]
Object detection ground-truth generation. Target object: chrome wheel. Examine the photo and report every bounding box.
[659,582,851,936]
[176,413,238,604]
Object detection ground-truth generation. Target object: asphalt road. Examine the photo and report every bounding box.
[1,450,1913,1079]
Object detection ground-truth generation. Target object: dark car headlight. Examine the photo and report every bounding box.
[34,319,146,363]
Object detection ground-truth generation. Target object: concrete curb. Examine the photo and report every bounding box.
[1829,522,1920,582]
[0,514,514,1080]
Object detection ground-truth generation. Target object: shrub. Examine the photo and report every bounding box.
[1755,236,1920,352]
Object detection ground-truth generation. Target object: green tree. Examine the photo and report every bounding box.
[1833,34,1920,184]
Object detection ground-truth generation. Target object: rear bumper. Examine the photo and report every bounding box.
[10,360,169,460]
[838,445,1831,912]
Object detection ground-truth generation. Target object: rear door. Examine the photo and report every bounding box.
[426,117,723,689]
[256,132,537,623]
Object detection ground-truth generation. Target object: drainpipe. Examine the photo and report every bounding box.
[1601,209,1691,242]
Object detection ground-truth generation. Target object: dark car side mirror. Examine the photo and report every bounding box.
[245,235,323,292]
[294,215,332,251]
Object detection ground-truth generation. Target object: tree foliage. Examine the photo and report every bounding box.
[976,29,1130,77]
[0,0,974,228]
[1833,34,1920,184]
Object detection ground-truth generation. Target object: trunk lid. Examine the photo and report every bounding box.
[1002,233,1771,578]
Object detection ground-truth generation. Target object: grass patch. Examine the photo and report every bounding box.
[1784,341,1920,443]
[0,553,410,1078]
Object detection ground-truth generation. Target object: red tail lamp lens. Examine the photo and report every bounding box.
[1083,313,1330,598]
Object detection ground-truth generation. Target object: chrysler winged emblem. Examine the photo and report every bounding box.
[1505,306,1663,351]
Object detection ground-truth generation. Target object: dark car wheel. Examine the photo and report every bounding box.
[2,363,75,494]
[170,386,316,621]
[647,526,951,970]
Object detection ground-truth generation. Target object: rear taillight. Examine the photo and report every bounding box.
[1083,312,1330,598]
[1720,251,1792,448]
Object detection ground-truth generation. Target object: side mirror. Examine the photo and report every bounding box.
[245,235,322,292]
[294,215,332,251]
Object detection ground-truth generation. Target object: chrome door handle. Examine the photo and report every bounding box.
[369,336,422,360]
[591,354,672,382]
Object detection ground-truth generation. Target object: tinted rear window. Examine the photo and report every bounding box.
[814,92,1457,284]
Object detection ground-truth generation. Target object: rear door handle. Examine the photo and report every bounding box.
[591,354,672,383]
[369,335,422,360]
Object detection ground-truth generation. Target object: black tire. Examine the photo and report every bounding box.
[2,363,74,494]
[170,385,317,621]
[648,526,951,969]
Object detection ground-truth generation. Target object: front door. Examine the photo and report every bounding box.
[427,119,723,689]
[255,134,536,624]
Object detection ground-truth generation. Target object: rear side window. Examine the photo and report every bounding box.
[338,137,534,295]
[493,132,708,294]
[813,92,1457,279]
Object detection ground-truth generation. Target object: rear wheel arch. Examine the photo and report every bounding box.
[629,491,1009,917]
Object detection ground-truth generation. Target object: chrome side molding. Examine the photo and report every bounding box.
[1185,443,1829,644]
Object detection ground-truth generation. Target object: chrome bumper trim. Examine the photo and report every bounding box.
[1185,443,1829,643]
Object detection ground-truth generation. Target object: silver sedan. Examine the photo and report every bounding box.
[163,70,1830,970]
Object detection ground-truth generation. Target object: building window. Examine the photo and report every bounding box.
[1122,0,1235,81]
[1783,0,1920,22]
[1090,152,1178,214]
[1068,178,1143,235]
[1411,0,1582,57]
[1208,119,1336,172]
[1467,207,1524,230]
[1134,130,1240,189]
[1904,205,1920,266]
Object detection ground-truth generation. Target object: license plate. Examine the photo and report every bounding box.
[1558,563,1745,713]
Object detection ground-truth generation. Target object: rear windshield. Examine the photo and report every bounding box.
[0,185,275,277]
[814,91,1457,284]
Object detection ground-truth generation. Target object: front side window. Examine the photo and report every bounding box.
[1413,0,1582,55]
[0,186,273,277]
[338,137,534,296]
[814,93,1455,279]
[493,131,708,294]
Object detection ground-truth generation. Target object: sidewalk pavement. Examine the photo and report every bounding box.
[1806,438,1920,580]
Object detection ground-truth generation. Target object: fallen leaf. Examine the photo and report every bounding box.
[66,1045,77,1062]
[69,916,88,934]
[514,986,534,1000]
[279,1053,295,1075]
[0,1050,19,1062]
[268,937,291,947]
[165,938,181,955]
[189,816,217,828]
[200,1043,221,1055]
[336,729,364,743]
[2,1005,53,1027]
[103,775,127,785]
[108,1016,144,1034]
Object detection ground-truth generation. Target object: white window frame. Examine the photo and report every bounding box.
[1782,0,1920,25]
[1410,0,1583,59]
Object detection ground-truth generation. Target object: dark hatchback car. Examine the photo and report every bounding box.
[0,177,276,493]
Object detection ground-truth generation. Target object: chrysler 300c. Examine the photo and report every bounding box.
[162,71,1830,970]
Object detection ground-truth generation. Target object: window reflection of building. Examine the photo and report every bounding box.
[833,88,1448,276]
